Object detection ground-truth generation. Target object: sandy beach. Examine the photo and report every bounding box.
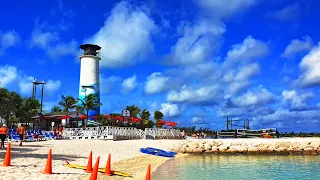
[1,138,319,180]
[0,139,181,180]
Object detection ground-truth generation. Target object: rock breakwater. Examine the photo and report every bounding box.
[169,138,320,155]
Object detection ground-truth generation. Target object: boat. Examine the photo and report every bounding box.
[140,147,177,158]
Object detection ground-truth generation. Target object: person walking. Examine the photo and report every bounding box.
[16,124,25,146]
[0,124,9,148]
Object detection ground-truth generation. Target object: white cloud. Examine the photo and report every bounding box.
[297,44,320,87]
[47,39,78,59]
[159,102,181,117]
[265,3,300,22]
[166,19,225,66]
[254,109,320,124]
[0,65,18,86]
[226,81,249,96]
[224,36,269,65]
[18,76,61,96]
[45,80,62,93]
[30,29,59,49]
[29,20,78,59]
[121,74,137,93]
[191,116,208,124]
[144,72,170,94]
[100,75,121,94]
[86,1,157,68]
[167,85,222,105]
[282,90,313,109]
[282,36,313,58]
[196,0,257,19]
[0,30,20,54]
[229,86,274,107]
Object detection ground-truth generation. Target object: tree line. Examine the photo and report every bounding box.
[0,87,167,129]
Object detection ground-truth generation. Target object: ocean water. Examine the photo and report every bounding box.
[152,155,320,180]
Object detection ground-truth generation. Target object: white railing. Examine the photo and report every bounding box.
[63,126,182,140]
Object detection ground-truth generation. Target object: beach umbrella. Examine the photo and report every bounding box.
[41,116,50,120]
[78,115,88,119]
[159,120,166,124]
[165,121,178,127]
[132,117,141,123]
[56,115,72,120]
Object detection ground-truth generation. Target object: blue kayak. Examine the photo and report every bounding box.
[140,147,177,158]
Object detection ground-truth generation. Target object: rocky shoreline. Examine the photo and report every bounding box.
[169,138,320,155]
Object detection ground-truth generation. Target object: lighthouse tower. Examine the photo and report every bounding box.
[78,44,101,121]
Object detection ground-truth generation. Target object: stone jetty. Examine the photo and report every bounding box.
[169,138,320,155]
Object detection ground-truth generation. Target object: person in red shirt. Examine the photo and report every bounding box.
[17,124,25,146]
[58,125,63,140]
[0,124,9,148]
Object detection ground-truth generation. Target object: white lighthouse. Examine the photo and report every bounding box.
[78,44,101,121]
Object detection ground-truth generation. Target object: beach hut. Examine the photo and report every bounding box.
[31,112,87,130]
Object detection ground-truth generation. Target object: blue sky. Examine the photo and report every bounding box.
[1,0,320,132]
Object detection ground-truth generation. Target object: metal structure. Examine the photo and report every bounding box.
[78,44,101,123]
[217,128,278,138]
[32,79,46,130]
[226,117,250,130]
[62,126,182,140]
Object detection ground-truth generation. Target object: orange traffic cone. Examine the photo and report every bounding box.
[2,142,11,166]
[145,164,151,180]
[85,151,93,173]
[89,156,100,180]
[42,149,53,174]
[103,154,112,176]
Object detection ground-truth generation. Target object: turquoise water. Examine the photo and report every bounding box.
[152,155,320,180]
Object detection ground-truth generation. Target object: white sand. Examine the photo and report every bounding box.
[0,139,181,180]
[1,138,319,180]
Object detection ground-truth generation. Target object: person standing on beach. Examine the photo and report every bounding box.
[0,124,9,148]
[58,125,63,140]
[17,124,25,146]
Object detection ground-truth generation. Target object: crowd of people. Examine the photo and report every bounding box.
[0,123,65,148]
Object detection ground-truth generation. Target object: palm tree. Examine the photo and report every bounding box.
[78,94,102,127]
[20,97,41,129]
[59,95,77,112]
[96,114,107,126]
[51,105,62,112]
[0,88,12,120]
[154,110,164,128]
[75,105,85,114]
[126,105,140,118]
[139,109,154,128]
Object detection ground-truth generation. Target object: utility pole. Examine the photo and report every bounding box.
[32,79,46,130]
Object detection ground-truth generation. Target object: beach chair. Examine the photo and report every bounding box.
[10,135,20,142]
[37,130,47,140]
[49,132,56,139]
[27,135,36,142]
[44,132,54,140]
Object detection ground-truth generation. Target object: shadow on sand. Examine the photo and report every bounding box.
[10,153,87,161]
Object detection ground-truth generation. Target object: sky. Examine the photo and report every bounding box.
[0,0,320,132]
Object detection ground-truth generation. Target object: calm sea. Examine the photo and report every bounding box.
[152,155,320,180]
